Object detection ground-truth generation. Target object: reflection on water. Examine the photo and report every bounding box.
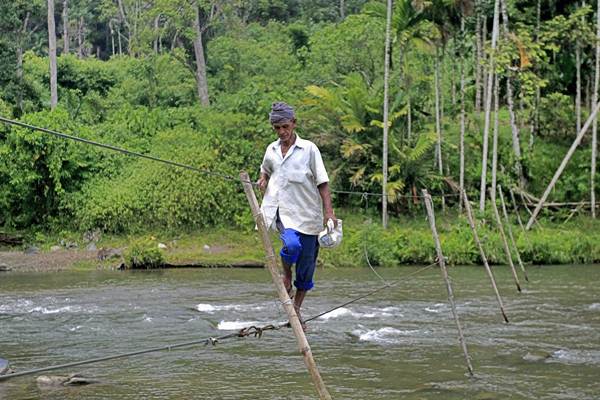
[1,265,599,399]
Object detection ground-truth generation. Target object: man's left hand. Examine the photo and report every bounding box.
[324,213,337,231]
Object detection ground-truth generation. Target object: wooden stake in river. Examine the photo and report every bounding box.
[239,171,333,400]
[422,190,474,376]
[462,189,509,323]
[489,188,522,293]
[498,185,529,282]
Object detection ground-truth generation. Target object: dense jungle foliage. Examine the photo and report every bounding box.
[0,0,599,238]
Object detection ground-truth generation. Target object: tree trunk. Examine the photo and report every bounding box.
[491,75,499,201]
[479,0,500,211]
[77,16,84,58]
[117,0,130,54]
[109,19,115,56]
[475,5,482,113]
[193,4,210,106]
[592,0,600,217]
[459,16,466,212]
[482,13,488,109]
[17,12,30,114]
[531,0,542,150]
[499,0,525,188]
[576,39,582,135]
[153,15,160,53]
[407,95,412,141]
[435,49,443,174]
[340,0,345,20]
[382,0,393,228]
[62,0,68,54]
[47,0,58,110]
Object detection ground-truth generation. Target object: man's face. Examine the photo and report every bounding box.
[272,119,296,142]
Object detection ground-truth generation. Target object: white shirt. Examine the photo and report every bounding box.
[260,134,329,235]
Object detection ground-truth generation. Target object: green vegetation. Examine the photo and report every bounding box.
[1,1,599,267]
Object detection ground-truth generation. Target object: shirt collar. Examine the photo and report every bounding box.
[272,133,306,150]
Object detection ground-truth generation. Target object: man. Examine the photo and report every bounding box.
[257,102,336,328]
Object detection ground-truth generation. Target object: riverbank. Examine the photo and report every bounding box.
[2,213,600,272]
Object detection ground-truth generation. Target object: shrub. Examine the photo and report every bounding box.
[124,239,164,269]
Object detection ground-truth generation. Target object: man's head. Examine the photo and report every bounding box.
[269,102,296,142]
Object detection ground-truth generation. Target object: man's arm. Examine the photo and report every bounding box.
[318,182,336,227]
[257,172,269,193]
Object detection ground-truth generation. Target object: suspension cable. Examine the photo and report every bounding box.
[0,116,249,185]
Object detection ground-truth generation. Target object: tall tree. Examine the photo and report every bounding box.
[479,0,500,211]
[62,0,69,53]
[193,3,210,106]
[592,0,600,217]
[499,0,525,187]
[382,0,393,228]
[47,0,58,109]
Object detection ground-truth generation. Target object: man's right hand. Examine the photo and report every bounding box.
[257,175,269,193]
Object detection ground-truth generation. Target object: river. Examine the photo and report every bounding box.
[1,265,599,399]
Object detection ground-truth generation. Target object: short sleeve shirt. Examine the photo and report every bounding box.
[260,135,329,235]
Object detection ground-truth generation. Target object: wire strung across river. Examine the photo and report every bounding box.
[0,116,441,381]
[0,262,437,382]
[0,116,458,199]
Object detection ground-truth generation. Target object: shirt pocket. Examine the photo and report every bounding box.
[288,171,307,183]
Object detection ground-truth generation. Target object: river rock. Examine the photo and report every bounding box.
[157,243,168,250]
[86,242,97,252]
[36,373,98,386]
[203,244,211,252]
[50,245,62,252]
[24,246,40,255]
[83,230,101,243]
[0,358,10,375]
[97,248,123,260]
[0,264,11,272]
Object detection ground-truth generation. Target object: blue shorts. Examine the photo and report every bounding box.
[279,228,320,291]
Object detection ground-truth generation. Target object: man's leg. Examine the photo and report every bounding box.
[279,229,302,296]
[282,262,293,296]
[293,234,319,330]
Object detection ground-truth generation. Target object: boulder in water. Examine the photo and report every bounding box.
[36,373,98,386]
[0,358,10,375]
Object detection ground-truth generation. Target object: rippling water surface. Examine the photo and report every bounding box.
[1,265,599,399]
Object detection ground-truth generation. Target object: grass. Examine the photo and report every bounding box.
[3,209,600,271]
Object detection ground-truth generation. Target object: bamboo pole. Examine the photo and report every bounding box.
[489,188,522,293]
[382,0,392,229]
[421,190,474,376]
[462,189,509,323]
[526,101,600,229]
[479,0,501,211]
[508,187,526,234]
[498,185,529,282]
[239,172,332,400]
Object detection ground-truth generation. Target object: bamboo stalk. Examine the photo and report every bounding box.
[489,188,522,292]
[479,0,501,211]
[508,187,526,234]
[526,101,600,229]
[422,190,474,376]
[239,172,332,400]
[462,189,509,323]
[498,185,529,282]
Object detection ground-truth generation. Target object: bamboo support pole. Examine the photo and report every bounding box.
[498,185,529,282]
[421,190,474,376]
[526,101,600,229]
[462,189,509,323]
[489,188,522,293]
[508,187,526,234]
[239,172,332,400]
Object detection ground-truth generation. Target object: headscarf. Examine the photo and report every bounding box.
[269,102,295,124]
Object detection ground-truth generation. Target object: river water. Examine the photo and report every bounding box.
[0,265,599,399]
